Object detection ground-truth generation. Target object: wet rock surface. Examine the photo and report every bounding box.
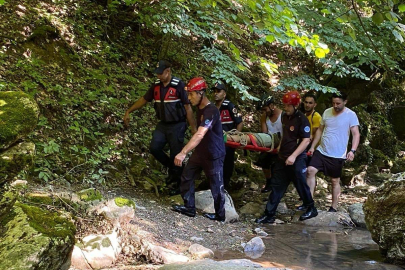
[159,259,287,269]
[364,173,405,264]
[299,211,354,227]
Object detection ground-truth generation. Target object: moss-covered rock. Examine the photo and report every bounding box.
[0,191,17,222]
[0,201,75,270]
[77,188,103,202]
[364,172,405,265]
[0,142,35,185]
[24,192,80,211]
[114,197,136,209]
[0,91,39,150]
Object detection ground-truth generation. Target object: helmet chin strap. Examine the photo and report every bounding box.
[197,91,204,107]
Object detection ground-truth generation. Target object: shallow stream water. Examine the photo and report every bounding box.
[215,224,404,270]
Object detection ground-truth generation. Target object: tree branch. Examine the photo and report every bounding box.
[321,8,354,27]
[351,0,391,73]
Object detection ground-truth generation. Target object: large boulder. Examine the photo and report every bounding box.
[71,230,121,270]
[0,142,35,185]
[363,172,405,264]
[0,91,39,149]
[0,196,75,270]
[195,190,239,223]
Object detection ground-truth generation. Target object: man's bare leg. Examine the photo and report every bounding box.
[306,166,318,197]
[331,177,341,209]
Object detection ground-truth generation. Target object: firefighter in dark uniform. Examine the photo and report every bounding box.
[213,82,243,190]
[256,91,318,224]
[123,60,197,193]
[172,77,226,222]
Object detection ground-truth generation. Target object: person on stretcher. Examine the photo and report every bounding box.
[224,129,281,151]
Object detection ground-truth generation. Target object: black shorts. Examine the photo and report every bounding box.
[309,150,345,178]
[255,152,278,169]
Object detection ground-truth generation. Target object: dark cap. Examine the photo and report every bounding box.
[212,82,226,91]
[154,60,171,74]
[256,95,274,111]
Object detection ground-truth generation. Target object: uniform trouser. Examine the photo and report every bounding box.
[149,121,186,182]
[265,157,314,216]
[223,147,235,190]
[180,154,226,219]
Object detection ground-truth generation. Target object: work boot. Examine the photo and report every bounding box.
[296,204,307,211]
[172,205,196,217]
[204,213,225,222]
[328,207,337,212]
[299,206,318,221]
[255,214,275,224]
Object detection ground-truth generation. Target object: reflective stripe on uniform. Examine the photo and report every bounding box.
[163,99,181,103]
[171,78,179,86]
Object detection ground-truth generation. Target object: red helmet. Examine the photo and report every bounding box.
[282,91,301,106]
[185,77,207,92]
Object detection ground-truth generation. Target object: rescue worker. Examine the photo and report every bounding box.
[172,77,226,222]
[123,60,197,194]
[213,82,243,190]
[307,92,360,212]
[256,91,318,223]
[256,95,283,193]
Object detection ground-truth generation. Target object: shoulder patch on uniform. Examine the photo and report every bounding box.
[304,126,310,133]
[232,107,237,114]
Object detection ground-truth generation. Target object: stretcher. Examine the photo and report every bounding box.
[225,133,278,153]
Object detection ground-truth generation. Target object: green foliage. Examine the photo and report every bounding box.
[1,0,404,188]
[295,0,405,77]
[275,75,337,93]
[113,0,332,98]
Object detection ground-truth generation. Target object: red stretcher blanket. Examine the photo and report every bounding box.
[225,133,278,153]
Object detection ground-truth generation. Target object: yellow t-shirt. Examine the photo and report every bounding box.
[306,111,322,138]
